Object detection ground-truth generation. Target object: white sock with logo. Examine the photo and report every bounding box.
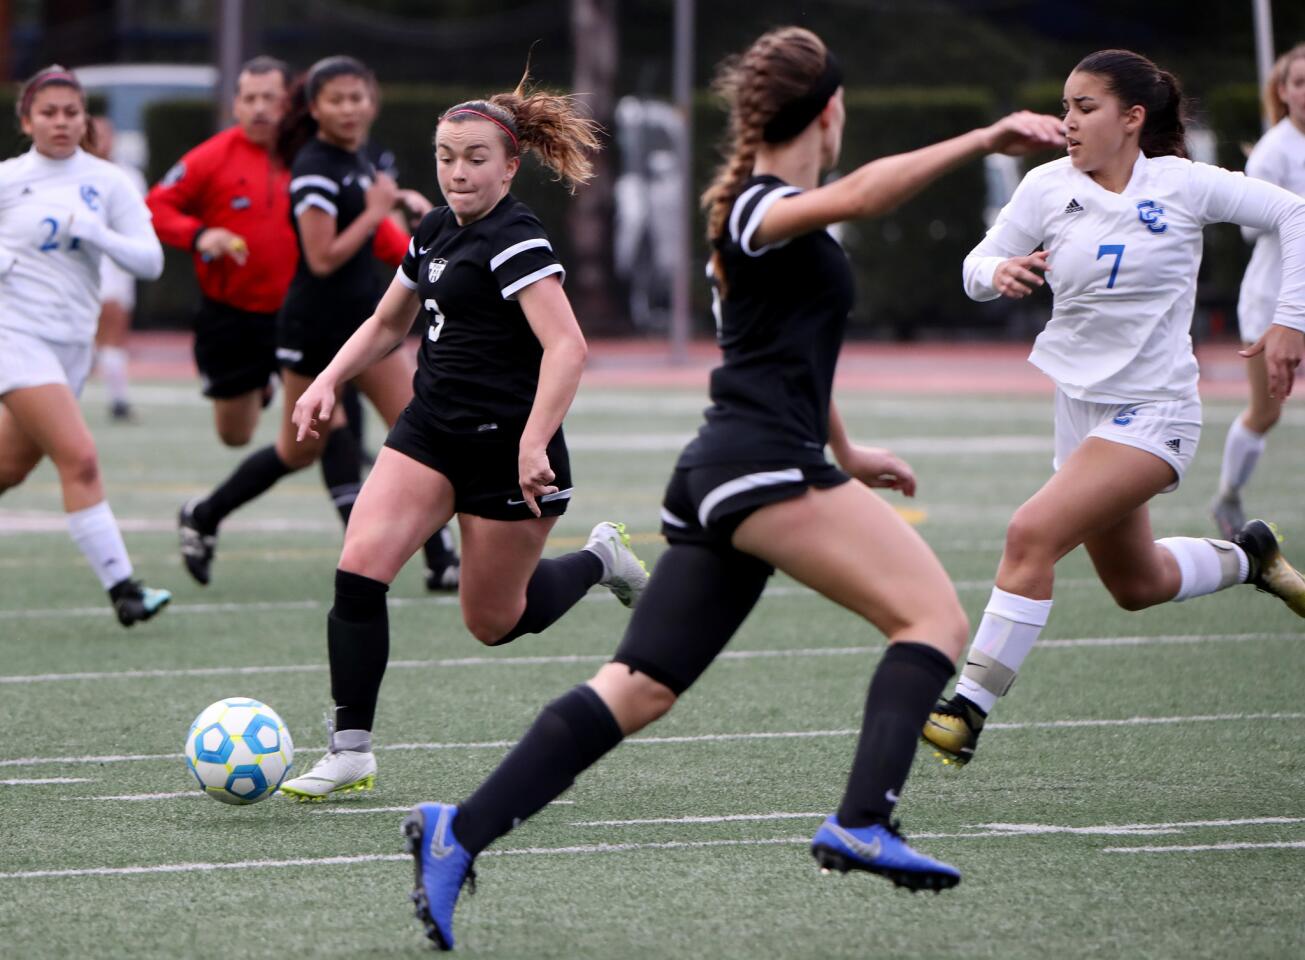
[1156,537,1249,601]
[1218,418,1265,498]
[67,501,133,590]
[954,587,1053,714]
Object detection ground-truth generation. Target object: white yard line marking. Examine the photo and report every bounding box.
[0,629,1289,686]
[1104,840,1305,854]
[0,578,1103,623]
[974,816,1305,836]
[4,814,1302,879]
[574,812,825,827]
[69,791,197,801]
[0,777,93,786]
[5,711,1301,771]
[315,800,575,816]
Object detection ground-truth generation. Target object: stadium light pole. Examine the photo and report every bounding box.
[216,0,243,129]
[1252,0,1275,132]
[669,0,694,364]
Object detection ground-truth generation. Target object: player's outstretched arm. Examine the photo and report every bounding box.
[293,276,419,441]
[750,111,1063,250]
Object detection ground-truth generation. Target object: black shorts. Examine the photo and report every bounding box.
[193,298,279,399]
[275,314,354,380]
[659,460,850,548]
[384,405,572,521]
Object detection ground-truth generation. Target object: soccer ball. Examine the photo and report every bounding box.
[184,698,294,805]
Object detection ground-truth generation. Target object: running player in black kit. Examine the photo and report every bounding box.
[280,78,649,801]
[399,27,1064,950]
[176,56,459,588]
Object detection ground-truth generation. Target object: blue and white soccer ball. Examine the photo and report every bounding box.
[184,698,294,805]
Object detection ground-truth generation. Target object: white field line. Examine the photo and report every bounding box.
[0,777,93,786]
[1104,840,1305,854]
[0,627,1288,686]
[572,814,1305,835]
[6,816,1304,880]
[6,711,1301,771]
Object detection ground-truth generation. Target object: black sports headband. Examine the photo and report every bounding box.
[762,51,844,144]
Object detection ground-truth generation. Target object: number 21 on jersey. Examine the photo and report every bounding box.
[424,298,446,343]
[1096,243,1125,289]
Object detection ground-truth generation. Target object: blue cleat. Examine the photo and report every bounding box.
[402,803,475,950]
[811,815,960,893]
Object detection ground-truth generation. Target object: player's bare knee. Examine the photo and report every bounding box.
[1106,580,1156,612]
[217,423,254,447]
[1003,509,1058,569]
[464,608,519,646]
[55,447,101,489]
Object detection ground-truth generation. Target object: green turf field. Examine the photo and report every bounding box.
[1,381,1302,959]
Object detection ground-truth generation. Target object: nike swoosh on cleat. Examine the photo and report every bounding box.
[827,822,882,861]
[428,806,457,859]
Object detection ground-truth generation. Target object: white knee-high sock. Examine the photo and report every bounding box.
[67,501,133,589]
[1218,419,1265,497]
[954,587,1053,714]
[97,346,130,406]
[1156,537,1249,601]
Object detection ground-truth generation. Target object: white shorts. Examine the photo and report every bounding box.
[1237,297,1274,345]
[99,257,137,311]
[1053,389,1202,492]
[0,326,95,398]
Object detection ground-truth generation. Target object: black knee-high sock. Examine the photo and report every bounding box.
[837,642,955,828]
[422,525,458,570]
[454,684,623,856]
[319,428,363,528]
[341,383,366,449]
[328,569,390,733]
[492,550,604,645]
[192,445,292,533]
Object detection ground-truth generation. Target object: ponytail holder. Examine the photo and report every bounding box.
[443,108,519,151]
[762,51,843,144]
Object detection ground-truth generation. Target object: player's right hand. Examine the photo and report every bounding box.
[365,173,400,218]
[196,227,249,266]
[293,378,337,442]
[993,249,1050,299]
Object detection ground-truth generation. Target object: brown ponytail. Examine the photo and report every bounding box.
[700,27,828,290]
[440,75,602,194]
[1074,49,1188,158]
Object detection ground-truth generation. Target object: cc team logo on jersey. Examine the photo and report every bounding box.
[1136,200,1167,234]
[80,184,100,211]
[428,257,447,283]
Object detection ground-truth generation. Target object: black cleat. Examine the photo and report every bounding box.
[425,559,460,593]
[109,578,171,627]
[922,694,987,766]
[1233,519,1305,618]
[178,497,217,586]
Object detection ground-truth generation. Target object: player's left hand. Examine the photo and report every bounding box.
[985,111,1065,156]
[517,445,557,518]
[839,445,917,497]
[1242,323,1304,399]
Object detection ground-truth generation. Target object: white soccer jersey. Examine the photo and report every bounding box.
[1238,119,1305,342]
[964,153,1305,402]
[0,147,161,344]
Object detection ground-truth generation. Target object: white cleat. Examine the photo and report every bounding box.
[584,521,650,608]
[279,748,377,802]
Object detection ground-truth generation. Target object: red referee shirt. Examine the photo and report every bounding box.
[147,126,411,313]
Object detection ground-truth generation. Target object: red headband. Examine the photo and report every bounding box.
[443,108,518,150]
[20,70,81,117]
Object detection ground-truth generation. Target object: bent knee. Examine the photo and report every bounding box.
[0,462,29,491]
[54,448,100,488]
[465,611,520,647]
[217,425,254,447]
[1105,582,1157,612]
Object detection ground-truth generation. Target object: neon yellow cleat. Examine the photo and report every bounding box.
[1235,519,1305,618]
[922,696,986,766]
[279,749,377,802]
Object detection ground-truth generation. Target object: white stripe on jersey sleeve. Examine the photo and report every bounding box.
[407,237,416,258]
[490,237,553,271]
[289,174,340,195]
[394,266,418,290]
[728,183,767,244]
[294,195,338,219]
[739,186,801,257]
[500,263,565,299]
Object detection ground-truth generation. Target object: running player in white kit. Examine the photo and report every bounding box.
[0,66,170,626]
[923,49,1305,766]
[1211,43,1305,537]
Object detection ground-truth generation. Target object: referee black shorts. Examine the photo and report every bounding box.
[385,405,573,521]
[659,459,850,550]
[192,297,279,399]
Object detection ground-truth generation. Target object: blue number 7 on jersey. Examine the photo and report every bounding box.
[1096,244,1125,289]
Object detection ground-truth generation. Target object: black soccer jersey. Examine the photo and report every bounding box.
[679,175,855,467]
[280,138,382,335]
[397,194,565,435]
